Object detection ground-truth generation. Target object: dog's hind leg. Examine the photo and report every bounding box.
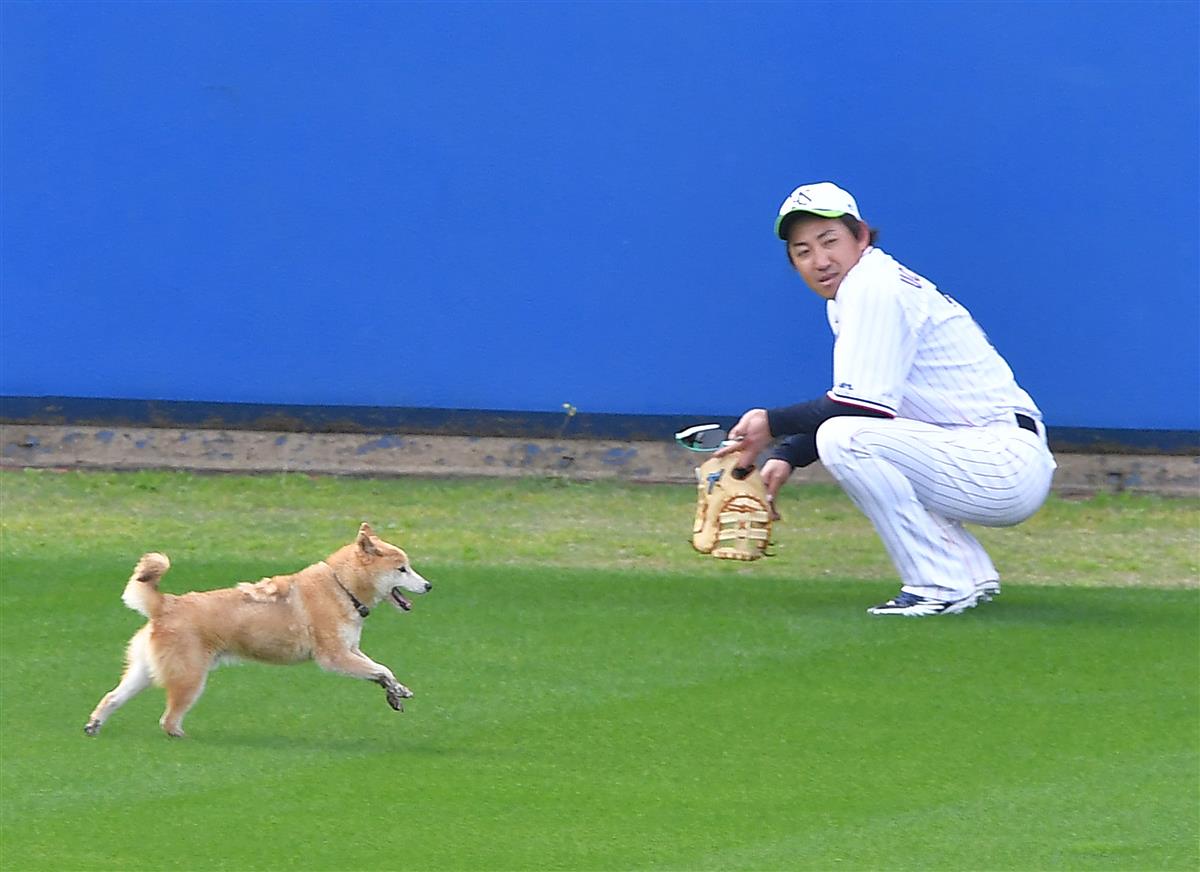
[317,649,413,712]
[159,670,209,738]
[85,626,154,736]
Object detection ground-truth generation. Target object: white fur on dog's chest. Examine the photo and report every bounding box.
[339,622,363,649]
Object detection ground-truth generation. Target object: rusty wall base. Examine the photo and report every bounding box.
[2,424,1197,496]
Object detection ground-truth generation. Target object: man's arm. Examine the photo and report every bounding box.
[767,395,894,468]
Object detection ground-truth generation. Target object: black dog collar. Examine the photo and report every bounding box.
[324,563,370,618]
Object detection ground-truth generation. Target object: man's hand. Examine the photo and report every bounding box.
[713,408,772,469]
[760,458,793,519]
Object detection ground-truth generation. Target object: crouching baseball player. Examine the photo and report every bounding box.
[716,182,1056,616]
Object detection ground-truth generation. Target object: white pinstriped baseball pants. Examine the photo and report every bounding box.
[815,417,1056,601]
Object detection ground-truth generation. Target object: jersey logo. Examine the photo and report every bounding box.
[898,266,923,289]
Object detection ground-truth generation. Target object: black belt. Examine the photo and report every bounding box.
[1015,413,1038,435]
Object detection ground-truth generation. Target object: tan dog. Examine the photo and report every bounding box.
[84,523,432,738]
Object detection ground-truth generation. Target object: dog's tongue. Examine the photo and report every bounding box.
[391,588,413,611]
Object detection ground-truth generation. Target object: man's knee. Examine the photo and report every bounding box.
[815,416,877,468]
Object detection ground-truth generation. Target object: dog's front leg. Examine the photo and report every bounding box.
[317,648,413,712]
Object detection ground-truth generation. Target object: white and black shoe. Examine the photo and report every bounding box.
[867,590,980,617]
[975,580,1001,603]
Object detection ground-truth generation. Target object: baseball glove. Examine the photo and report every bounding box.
[691,454,773,560]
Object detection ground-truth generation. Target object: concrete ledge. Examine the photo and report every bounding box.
[2,424,1197,496]
[4,395,1198,455]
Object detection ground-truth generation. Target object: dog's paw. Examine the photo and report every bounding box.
[385,683,413,711]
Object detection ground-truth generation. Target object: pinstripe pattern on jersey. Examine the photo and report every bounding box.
[827,248,1041,427]
[816,416,1054,600]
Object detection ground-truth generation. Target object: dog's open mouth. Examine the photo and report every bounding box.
[390,588,413,611]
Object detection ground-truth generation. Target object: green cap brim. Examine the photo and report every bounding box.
[774,208,846,238]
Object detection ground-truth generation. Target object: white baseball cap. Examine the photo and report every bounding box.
[774,182,862,238]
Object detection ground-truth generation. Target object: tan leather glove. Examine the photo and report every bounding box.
[691,454,773,560]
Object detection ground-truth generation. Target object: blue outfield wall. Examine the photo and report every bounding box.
[1,1,1198,434]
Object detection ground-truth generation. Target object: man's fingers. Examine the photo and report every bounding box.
[712,434,744,458]
[762,477,782,519]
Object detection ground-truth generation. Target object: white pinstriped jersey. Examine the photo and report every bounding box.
[826,247,1041,427]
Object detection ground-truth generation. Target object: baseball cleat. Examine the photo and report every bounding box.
[975,580,1001,603]
[867,590,980,616]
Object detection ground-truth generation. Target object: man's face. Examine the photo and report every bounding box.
[784,215,870,300]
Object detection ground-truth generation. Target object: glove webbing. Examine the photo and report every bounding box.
[711,496,772,561]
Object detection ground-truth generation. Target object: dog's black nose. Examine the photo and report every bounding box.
[424,582,432,592]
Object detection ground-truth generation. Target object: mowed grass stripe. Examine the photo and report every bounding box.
[2,469,1197,587]
[3,551,1197,870]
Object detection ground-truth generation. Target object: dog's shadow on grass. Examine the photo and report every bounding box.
[198,731,484,757]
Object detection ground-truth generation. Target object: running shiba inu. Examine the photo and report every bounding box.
[84,523,432,738]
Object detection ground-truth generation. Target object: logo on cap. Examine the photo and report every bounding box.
[774,182,862,238]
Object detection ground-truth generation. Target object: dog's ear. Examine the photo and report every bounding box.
[357,523,382,555]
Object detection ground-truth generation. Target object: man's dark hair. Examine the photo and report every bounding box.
[839,214,879,246]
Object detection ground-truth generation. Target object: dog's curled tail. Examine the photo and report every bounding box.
[121,552,170,618]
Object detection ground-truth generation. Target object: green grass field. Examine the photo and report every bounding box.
[1,469,1197,871]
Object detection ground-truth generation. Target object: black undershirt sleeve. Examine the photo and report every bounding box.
[766,395,894,468]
